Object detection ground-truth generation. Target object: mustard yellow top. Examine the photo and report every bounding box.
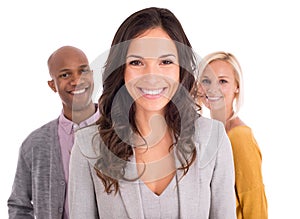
[227,126,268,219]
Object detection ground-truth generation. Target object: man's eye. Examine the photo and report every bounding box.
[59,73,70,78]
[81,69,91,74]
[129,60,142,66]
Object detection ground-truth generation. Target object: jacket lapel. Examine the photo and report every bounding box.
[119,179,144,219]
[176,142,201,218]
[118,158,144,219]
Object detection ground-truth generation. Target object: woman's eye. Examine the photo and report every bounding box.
[219,79,228,84]
[161,59,173,65]
[129,60,142,66]
[201,79,211,85]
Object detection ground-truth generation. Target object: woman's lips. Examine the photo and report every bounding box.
[206,95,223,102]
[140,88,164,95]
[138,87,167,99]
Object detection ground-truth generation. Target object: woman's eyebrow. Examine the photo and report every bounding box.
[159,54,177,59]
[126,54,177,59]
[126,54,144,59]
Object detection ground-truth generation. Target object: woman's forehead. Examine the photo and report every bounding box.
[127,37,178,59]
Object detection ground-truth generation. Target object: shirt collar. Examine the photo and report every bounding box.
[58,105,100,134]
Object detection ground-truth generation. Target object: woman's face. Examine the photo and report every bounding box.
[124,27,180,114]
[198,60,238,120]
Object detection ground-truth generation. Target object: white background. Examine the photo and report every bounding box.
[1,0,299,218]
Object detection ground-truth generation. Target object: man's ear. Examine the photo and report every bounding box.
[48,80,57,92]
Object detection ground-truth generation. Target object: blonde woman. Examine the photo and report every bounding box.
[197,51,268,219]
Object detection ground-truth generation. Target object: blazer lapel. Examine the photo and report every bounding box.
[119,180,144,219]
[119,159,144,219]
[176,144,201,217]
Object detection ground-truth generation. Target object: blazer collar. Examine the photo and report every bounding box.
[119,179,144,219]
[119,158,144,219]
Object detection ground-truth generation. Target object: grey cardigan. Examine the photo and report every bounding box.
[68,117,236,219]
[8,119,66,219]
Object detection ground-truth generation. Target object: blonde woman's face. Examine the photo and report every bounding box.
[198,60,238,119]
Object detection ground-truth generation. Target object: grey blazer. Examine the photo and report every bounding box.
[68,117,236,219]
[8,119,66,219]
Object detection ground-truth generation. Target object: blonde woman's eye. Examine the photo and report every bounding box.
[219,79,228,84]
[201,79,211,85]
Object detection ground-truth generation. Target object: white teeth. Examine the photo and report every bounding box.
[72,89,86,94]
[141,88,164,95]
[207,96,222,101]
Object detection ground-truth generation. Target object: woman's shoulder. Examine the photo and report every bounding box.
[227,125,253,140]
[75,125,99,144]
[226,117,247,133]
[194,116,229,168]
[76,124,99,136]
[73,125,101,159]
[226,118,263,155]
[194,116,226,143]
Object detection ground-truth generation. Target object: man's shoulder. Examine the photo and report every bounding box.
[20,118,59,151]
[28,118,58,137]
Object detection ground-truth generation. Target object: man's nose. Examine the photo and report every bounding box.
[70,73,83,85]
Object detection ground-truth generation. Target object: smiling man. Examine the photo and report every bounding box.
[47,46,95,123]
[8,46,99,219]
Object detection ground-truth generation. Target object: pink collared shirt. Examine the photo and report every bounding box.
[58,106,100,219]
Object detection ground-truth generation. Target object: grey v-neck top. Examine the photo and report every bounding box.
[139,175,179,218]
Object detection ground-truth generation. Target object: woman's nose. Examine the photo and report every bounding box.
[144,60,159,75]
[206,83,222,95]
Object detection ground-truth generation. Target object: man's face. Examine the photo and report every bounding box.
[48,48,94,115]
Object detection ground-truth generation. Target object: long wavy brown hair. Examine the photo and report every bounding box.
[94,7,200,194]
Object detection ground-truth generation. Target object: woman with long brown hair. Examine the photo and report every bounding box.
[69,7,236,218]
